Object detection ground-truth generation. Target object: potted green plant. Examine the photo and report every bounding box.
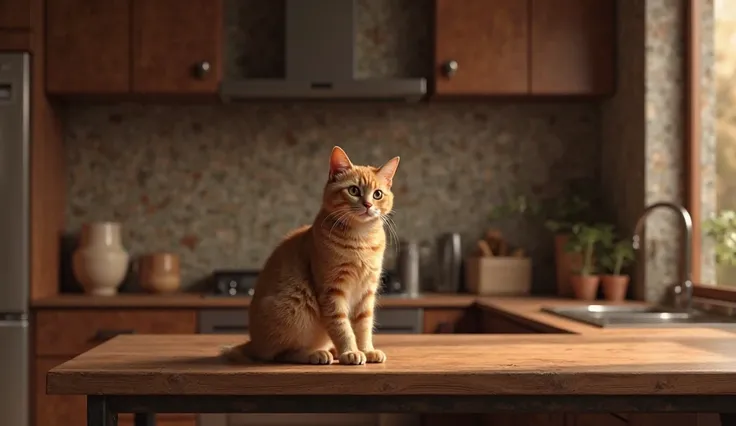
[564,222,607,300]
[598,234,636,301]
[543,194,593,297]
[703,210,736,285]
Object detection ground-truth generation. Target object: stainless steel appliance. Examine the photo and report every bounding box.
[219,0,426,102]
[210,269,259,297]
[396,240,420,297]
[0,52,31,426]
[198,310,422,426]
[434,233,462,293]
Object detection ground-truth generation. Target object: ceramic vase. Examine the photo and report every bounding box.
[138,252,181,294]
[72,222,130,296]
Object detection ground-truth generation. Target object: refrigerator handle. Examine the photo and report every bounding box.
[91,329,136,343]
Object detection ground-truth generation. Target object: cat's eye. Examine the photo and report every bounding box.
[373,190,383,200]
[347,185,361,196]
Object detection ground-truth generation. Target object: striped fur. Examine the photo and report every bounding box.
[221,146,399,365]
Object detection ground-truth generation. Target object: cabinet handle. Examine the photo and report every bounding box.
[193,61,211,79]
[92,329,136,342]
[442,60,458,78]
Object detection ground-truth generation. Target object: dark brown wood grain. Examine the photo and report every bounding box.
[530,0,616,95]
[34,358,195,426]
[46,0,130,94]
[131,0,222,94]
[0,0,31,29]
[29,0,65,302]
[47,334,736,396]
[422,308,478,333]
[35,309,197,356]
[434,0,529,95]
[31,293,480,309]
[0,30,32,52]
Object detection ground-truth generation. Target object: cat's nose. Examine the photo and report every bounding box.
[363,201,373,208]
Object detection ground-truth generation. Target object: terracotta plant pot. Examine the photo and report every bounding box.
[600,275,630,302]
[570,275,600,300]
[554,234,583,297]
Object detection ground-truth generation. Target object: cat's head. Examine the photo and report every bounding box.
[322,146,400,225]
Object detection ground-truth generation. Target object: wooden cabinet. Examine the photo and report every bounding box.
[434,0,529,96]
[423,308,478,333]
[433,0,615,97]
[46,0,222,96]
[33,309,198,426]
[480,308,551,333]
[35,309,198,356]
[45,0,130,94]
[0,0,31,29]
[132,0,221,94]
[0,0,33,51]
[530,0,616,95]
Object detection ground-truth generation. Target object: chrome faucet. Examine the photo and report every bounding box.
[632,202,694,311]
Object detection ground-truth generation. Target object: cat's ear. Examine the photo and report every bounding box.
[329,146,353,179]
[376,156,400,188]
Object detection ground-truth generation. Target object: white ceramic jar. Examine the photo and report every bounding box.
[72,222,130,296]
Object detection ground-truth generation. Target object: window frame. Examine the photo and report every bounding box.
[687,0,736,301]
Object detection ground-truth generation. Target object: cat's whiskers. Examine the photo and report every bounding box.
[380,214,400,259]
[321,208,351,229]
[328,210,353,239]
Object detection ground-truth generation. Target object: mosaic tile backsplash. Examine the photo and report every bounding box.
[60,0,606,292]
[64,102,600,291]
[63,0,701,299]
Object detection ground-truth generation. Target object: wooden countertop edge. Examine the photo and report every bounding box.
[45,334,736,396]
[31,293,656,335]
[29,293,480,309]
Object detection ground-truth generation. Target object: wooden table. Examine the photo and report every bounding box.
[46,334,736,426]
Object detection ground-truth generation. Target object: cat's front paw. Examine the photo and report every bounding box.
[308,350,334,365]
[339,350,367,365]
[327,346,338,358]
[364,349,386,363]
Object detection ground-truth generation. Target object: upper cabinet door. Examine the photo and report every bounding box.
[46,0,130,94]
[0,0,31,30]
[131,0,222,95]
[530,0,616,95]
[434,0,529,96]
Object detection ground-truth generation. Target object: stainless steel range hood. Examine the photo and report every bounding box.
[219,0,427,102]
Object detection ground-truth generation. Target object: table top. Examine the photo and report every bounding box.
[47,334,736,396]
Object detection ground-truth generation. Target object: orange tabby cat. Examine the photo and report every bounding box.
[221,146,400,365]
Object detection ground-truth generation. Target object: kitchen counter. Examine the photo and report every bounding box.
[32,294,736,337]
[30,293,478,308]
[47,333,736,396]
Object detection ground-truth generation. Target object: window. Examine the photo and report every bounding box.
[691,0,736,298]
[711,0,736,286]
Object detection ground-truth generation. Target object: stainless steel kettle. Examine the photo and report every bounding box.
[434,233,462,293]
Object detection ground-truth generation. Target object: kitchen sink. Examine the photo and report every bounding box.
[540,304,736,328]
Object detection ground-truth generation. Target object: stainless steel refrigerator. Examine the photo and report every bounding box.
[0,52,31,426]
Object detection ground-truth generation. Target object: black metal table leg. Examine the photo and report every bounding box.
[87,395,117,426]
[721,413,736,426]
[134,413,155,426]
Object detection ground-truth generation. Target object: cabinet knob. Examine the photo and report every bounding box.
[193,61,211,79]
[442,60,458,77]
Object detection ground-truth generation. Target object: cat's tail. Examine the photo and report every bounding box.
[220,341,258,364]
